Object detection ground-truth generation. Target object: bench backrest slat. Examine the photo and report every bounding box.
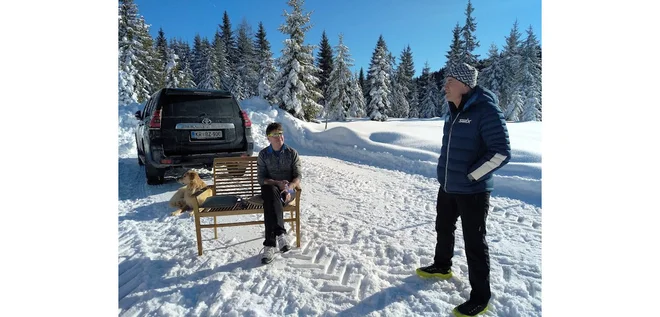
[212,157,260,198]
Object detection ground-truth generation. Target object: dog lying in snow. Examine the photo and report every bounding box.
[169,170,212,216]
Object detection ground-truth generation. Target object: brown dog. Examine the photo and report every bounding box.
[169,170,212,216]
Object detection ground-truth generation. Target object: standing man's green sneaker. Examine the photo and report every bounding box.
[415,264,453,279]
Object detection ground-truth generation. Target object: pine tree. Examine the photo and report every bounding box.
[169,38,194,87]
[270,0,323,121]
[398,45,416,107]
[365,35,392,121]
[325,34,355,121]
[154,28,168,89]
[178,60,196,88]
[221,11,237,65]
[358,68,367,99]
[521,25,542,121]
[416,67,428,111]
[170,38,191,70]
[386,52,400,117]
[118,0,156,103]
[316,31,334,105]
[462,0,480,65]
[118,0,140,105]
[213,31,231,91]
[505,90,524,121]
[164,46,180,88]
[196,38,220,90]
[365,35,388,106]
[433,78,446,117]
[236,20,259,99]
[501,20,523,121]
[348,77,366,118]
[478,43,504,106]
[191,35,204,85]
[391,69,410,118]
[135,17,161,99]
[419,62,441,118]
[220,11,239,94]
[446,23,466,71]
[254,21,277,101]
[440,23,465,110]
[408,83,420,118]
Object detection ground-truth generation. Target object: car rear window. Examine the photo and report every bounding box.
[161,95,238,117]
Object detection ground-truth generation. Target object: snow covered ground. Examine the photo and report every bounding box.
[118,97,542,316]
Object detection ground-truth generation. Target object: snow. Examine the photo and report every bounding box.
[118,97,542,316]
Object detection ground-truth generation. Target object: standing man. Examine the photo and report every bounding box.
[257,122,302,264]
[416,62,511,317]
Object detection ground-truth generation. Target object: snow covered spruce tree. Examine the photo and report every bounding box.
[154,28,181,89]
[270,0,323,121]
[478,43,504,105]
[398,45,416,114]
[154,28,169,89]
[220,11,244,98]
[325,34,358,121]
[212,31,231,91]
[348,77,366,118]
[178,61,196,88]
[169,39,195,88]
[254,21,277,101]
[365,35,392,121]
[520,25,542,121]
[390,68,410,118]
[196,38,221,90]
[439,23,465,111]
[408,83,420,118]
[118,0,152,104]
[418,62,441,118]
[191,35,204,86]
[236,19,260,99]
[135,17,161,100]
[501,20,524,121]
[164,46,180,88]
[462,0,480,66]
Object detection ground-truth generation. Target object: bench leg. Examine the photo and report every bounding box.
[296,208,301,248]
[194,212,203,256]
[288,212,295,241]
[214,216,218,239]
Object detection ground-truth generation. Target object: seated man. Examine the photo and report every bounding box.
[257,122,302,264]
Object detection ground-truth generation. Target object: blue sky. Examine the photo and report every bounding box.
[133,0,541,77]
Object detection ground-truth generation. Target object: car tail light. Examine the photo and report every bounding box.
[160,159,172,164]
[149,109,162,129]
[240,110,252,128]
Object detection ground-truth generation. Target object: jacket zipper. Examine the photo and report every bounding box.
[444,112,461,191]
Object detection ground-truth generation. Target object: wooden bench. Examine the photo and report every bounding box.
[190,156,302,256]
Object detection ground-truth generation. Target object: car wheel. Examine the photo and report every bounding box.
[136,138,144,166]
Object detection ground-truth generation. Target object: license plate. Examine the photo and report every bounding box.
[191,130,223,139]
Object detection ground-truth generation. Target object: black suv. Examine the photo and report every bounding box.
[134,88,254,184]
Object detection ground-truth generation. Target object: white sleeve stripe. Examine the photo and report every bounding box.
[469,153,507,181]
